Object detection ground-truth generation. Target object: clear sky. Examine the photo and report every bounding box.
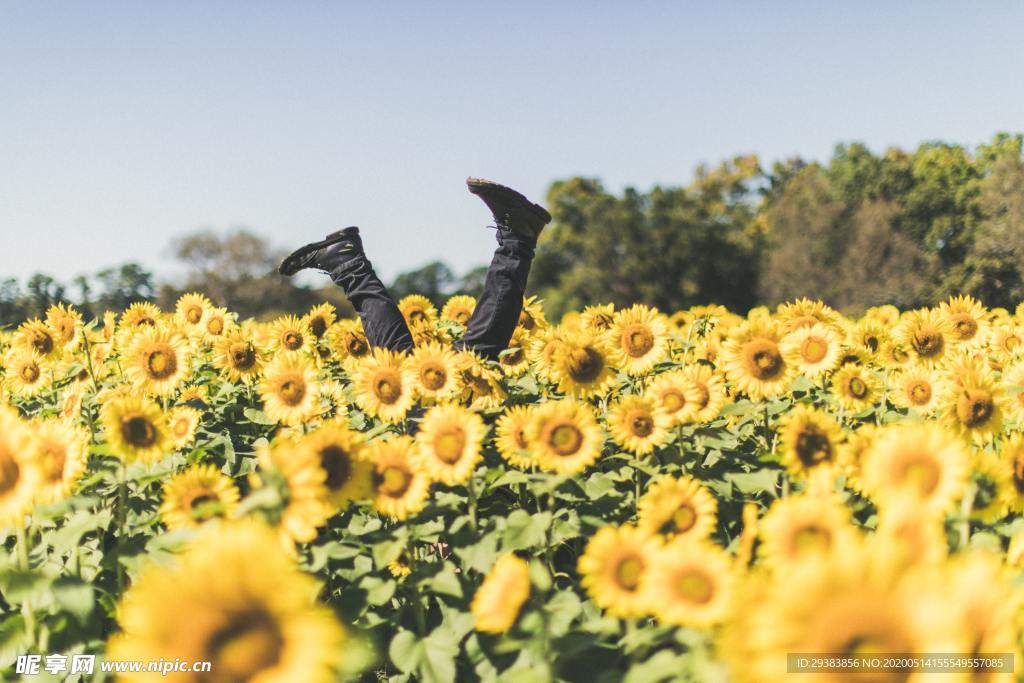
[3,2,1023,287]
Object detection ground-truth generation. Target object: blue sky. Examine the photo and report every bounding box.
[2,2,1023,288]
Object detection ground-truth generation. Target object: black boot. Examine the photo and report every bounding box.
[278,226,364,277]
[466,178,552,241]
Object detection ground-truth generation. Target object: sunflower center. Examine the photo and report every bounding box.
[891,346,910,363]
[667,504,697,534]
[377,466,412,497]
[622,324,654,357]
[207,317,225,335]
[19,363,40,383]
[956,390,994,428]
[309,317,328,339]
[847,376,868,399]
[795,426,832,467]
[912,328,943,357]
[0,456,21,495]
[420,364,448,391]
[793,525,832,553]
[519,310,536,329]
[208,609,283,681]
[676,569,713,604]
[145,348,177,380]
[347,336,368,356]
[1011,457,1024,494]
[951,314,978,340]
[566,347,605,383]
[278,378,306,406]
[514,426,528,450]
[373,372,402,404]
[502,347,524,365]
[614,555,645,591]
[907,380,932,405]
[282,331,303,351]
[185,307,203,324]
[864,335,879,353]
[902,456,940,496]
[41,445,67,480]
[320,445,352,490]
[173,418,192,439]
[549,423,583,456]
[627,411,654,437]
[31,331,54,355]
[434,430,467,464]
[743,340,783,380]
[692,384,710,409]
[408,309,427,324]
[121,415,158,448]
[801,336,828,363]
[184,490,220,520]
[230,342,257,370]
[661,389,686,414]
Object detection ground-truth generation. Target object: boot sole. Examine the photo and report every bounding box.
[466,177,552,224]
[278,229,351,276]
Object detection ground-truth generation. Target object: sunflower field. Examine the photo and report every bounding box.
[3,292,1024,682]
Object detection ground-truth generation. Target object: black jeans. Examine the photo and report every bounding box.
[330,229,535,360]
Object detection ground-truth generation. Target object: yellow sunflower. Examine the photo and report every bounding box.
[779,323,841,380]
[268,315,314,356]
[119,301,162,333]
[45,303,83,352]
[4,350,49,397]
[775,298,842,333]
[644,370,699,426]
[721,320,793,401]
[408,342,460,403]
[578,525,660,619]
[757,493,859,569]
[368,436,430,520]
[497,328,532,377]
[637,475,718,541]
[831,363,881,412]
[939,294,990,349]
[517,296,547,332]
[527,327,564,382]
[327,319,372,370]
[1000,361,1024,425]
[999,433,1024,513]
[12,318,61,361]
[441,295,477,326]
[30,419,88,504]
[352,348,415,424]
[849,317,888,358]
[860,422,969,517]
[607,304,669,376]
[212,329,265,383]
[896,307,952,366]
[471,554,531,633]
[991,323,1024,358]
[201,306,236,341]
[680,364,728,423]
[122,326,191,396]
[942,366,1005,442]
[174,292,212,329]
[969,452,1013,523]
[495,405,537,468]
[258,354,321,426]
[550,332,617,399]
[605,394,671,455]
[255,439,332,544]
[108,521,345,683]
[298,420,372,509]
[398,294,438,329]
[303,303,337,340]
[0,411,42,525]
[889,365,945,415]
[100,395,172,463]
[413,405,485,485]
[526,399,604,476]
[579,303,616,333]
[641,539,733,628]
[167,406,201,449]
[455,352,507,410]
[159,463,240,529]
[777,404,843,479]
[873,496,947,566]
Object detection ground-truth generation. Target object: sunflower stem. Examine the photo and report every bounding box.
[15,523,37,649]
[115,459,128,595]
[466,473,478,533]
[407,523,428,636]
[959,483,976,549]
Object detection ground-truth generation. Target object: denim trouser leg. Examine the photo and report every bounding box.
[455,230,536,360]
[331,257,414,352]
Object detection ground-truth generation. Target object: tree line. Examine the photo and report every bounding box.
[4,132,1024,326]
